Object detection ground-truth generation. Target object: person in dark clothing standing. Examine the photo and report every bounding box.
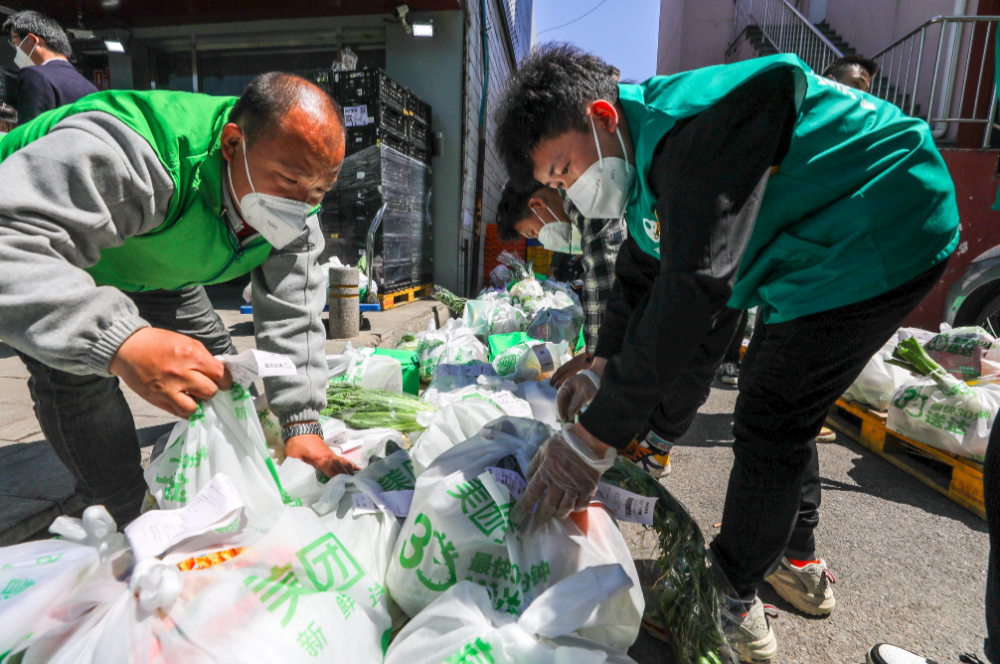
[4,10,98,125]
[496,45,957,661]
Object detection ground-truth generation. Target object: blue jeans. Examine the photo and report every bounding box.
[18,286,236,528]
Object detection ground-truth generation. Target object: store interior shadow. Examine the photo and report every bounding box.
[0,422,174,544]
[832,440,987,532]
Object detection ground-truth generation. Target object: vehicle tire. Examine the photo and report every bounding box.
[964,292,1000,336]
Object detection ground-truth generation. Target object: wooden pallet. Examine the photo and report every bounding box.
[826,399,985,520]
[378,283,433,310]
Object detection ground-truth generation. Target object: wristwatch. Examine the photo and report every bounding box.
[281,422,324,443]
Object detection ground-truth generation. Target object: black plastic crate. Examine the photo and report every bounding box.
[294,68,334,95]
[407,118,429,147]
[408,94,431,126]
[334,70,408,112]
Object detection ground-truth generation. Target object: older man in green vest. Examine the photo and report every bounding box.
[0,72,355,528]
[497,46,958,660]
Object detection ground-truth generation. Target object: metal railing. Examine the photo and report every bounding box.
[870,16,999,148]
[733,0,843,75]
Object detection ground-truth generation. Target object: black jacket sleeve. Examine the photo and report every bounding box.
[579,67,799,449]
[17,68,56,125]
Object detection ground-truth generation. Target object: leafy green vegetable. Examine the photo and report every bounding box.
[321,384,438,432]
[891,337,971,396]
[432,285,468,317]
[602,458,731,664]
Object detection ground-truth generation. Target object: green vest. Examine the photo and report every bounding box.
[0,90,273,291]
[620,54,960,324]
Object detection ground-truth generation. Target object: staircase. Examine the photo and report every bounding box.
[734,13,921,117]
[812,21,857,56]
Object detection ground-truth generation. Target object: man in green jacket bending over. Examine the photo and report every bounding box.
[0,73,357,527]
[497,45,958,661]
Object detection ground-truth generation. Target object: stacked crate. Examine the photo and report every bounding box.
[525,239,553,275]
[332,70,432,164]
[315,69,434,293]
[320,144,432,292]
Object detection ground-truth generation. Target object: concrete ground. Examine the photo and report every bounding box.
[0,286,991,663]
[625,384,991,664]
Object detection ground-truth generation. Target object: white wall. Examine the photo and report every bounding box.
[386,11,465,292]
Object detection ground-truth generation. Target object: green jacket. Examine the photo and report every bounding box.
[620,54,959,323]
[0,90,272,291]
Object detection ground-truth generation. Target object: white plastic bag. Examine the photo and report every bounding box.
[511,341,571,382]
[462,297,531,338]
[414,318,489,381]
[145,384,289,531]
[920,326,996,381]
[420,361,505,404]
[168,506,392,664]
[409,400,505,476]
[321,417,404,470]
[517,381,561,428]
[386,417,643,651]
[527,307,582,346]
[328,342,404,393]
[18,558,184,664]
[253,393,285,463]
[887,377,1000,462]
[0,506,125,658]
[384,565,639,664]
[842,339,912,411]
[312,451,414,629]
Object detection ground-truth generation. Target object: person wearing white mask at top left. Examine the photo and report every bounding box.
[0,72,359,529]
[4,10,98,126]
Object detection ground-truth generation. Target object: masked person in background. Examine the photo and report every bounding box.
[0,72,358,529]
[4,11,98,125]
[496,45,958,661]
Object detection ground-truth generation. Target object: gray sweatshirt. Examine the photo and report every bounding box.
[0,111,327,425]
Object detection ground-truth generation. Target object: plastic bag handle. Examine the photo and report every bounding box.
[516,564,632,638]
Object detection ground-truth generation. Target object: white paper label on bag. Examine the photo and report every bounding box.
[352,490,413,517]
[489,391,533,418]
[125,474,246,560]
[485,466,527,501]
[344,105,369,127]
[218,349,297,387]
[533,345,555,373]
[593,483,657,526]
[461,363,496,377]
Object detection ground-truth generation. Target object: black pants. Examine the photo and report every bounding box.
[986,414,1000,663]
[18,286,236,528]
[723,310,750,365]
[711,259,948,598]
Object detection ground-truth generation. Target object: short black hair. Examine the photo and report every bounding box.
[0,102,16,132]
[229,72,345,145]
[822,55,879,81]
[496,181,541,241]
[495,43,620,188]
[3,11,72,58]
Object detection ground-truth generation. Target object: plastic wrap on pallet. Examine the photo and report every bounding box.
[321,144,432,291]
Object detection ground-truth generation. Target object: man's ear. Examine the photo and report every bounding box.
[220,123,242,162]
[588,99,620,134]
[527,197,546,211]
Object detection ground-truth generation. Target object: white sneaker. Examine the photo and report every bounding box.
[725,596,778,662]
[765,556,836,616]
[719,362,740,386]
[866,644,934,664]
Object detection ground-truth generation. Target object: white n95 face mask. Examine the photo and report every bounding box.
[228,134,315,250]
[535,205,582,255]
[13,40,36,69]
[566,115,635,220]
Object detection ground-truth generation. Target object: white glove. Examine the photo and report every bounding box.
[513,425,615,524]
[556,369,600,422]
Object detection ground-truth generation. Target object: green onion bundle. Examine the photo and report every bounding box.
[432,285,468,317]
[602,458,728,664]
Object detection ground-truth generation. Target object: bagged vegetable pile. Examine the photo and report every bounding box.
[405,318,489,381]
[384,565,639,664]
[385,417,644,652]
[887,337,999,461]
[462,294,531,338]
[322,384,438,432]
